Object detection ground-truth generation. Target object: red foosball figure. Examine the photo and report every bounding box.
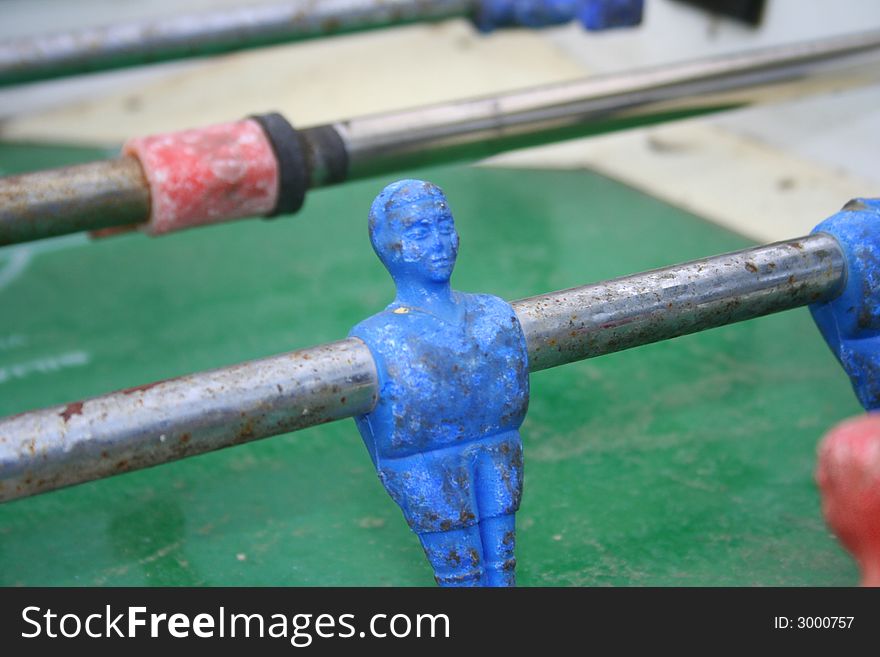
[816,413,880,587]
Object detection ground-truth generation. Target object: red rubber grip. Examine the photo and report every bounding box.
[124,119,279,236]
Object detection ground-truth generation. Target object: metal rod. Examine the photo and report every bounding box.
[513,233,845,371]
[0,339,378,502]
[0,233,847,502]
[2,31,879,246]
[335,30,880,177]
[0,158,150,243]
[0,0,477,86]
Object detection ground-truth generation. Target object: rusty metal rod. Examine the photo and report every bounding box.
[513,233,845,371]
[0,0,476,86]
[2,30,880,246]
[0,158,150,244]
[0,233,846,502]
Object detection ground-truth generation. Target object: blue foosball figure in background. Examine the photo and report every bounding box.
[350,179,530,586]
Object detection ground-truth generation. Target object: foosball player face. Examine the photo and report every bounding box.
[369,181,460,286]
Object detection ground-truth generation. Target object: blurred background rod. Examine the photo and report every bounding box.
[0,0,477,87]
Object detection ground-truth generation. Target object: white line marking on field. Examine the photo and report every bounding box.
[0,233,89,292]
[0,350,90,385]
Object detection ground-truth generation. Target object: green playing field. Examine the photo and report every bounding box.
[0,142,861,585]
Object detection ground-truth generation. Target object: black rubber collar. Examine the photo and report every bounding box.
[250,112,308,217]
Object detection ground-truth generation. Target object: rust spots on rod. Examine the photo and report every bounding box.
[59,402,84,423]
[236,419,257,443]
[120,380,165,395]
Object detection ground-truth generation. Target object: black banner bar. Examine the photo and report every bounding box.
[1,587,873,653]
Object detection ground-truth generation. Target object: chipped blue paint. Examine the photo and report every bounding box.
[810,198,880,410]
[474,0,643,32]
[349,180,529,586]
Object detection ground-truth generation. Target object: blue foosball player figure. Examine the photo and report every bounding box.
[350,179,530,587]
[809,198,880,586]
[810,198,880,411]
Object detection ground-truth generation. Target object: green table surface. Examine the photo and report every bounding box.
[0,142,862,586]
